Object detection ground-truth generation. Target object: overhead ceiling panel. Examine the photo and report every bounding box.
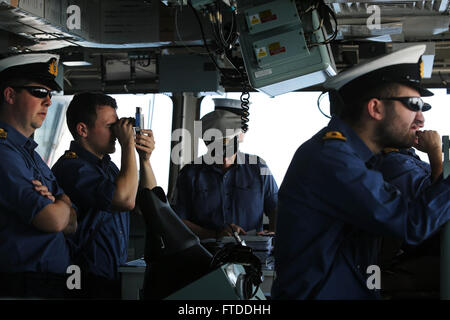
[325,0,449,16]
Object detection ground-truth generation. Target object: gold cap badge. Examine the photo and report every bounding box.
[48,58,58,77]
[419,59,424,79]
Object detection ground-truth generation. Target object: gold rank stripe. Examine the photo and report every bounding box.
[383,147,399,154]
[322,131,347,141]
[0,128,7,139]
[64,151,77,159]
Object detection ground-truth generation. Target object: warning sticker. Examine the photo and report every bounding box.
[255,47,268,58]
[268,42,286,56]
[259,10,277,23]
[249,14,261,26]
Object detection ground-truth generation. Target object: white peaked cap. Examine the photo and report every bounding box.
[324,45,433,97]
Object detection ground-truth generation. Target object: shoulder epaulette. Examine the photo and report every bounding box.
[322,131,347,141]
[0,128,7,139]
[383,147,399,154]
[63,151,78,159]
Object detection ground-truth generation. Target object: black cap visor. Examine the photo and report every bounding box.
[339,63,434,104]
[397,81,433,97]
[30,74,62,91]
[0,62,61,91]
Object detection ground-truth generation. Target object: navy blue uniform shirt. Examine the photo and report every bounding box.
[173,152,278,232]
[52,141,129,280]
[374,148,432,200]
[271,116,450,300]
[0,121,71,274]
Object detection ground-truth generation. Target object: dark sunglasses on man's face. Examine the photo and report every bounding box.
[378,97,431,112]
[12,86,53,99]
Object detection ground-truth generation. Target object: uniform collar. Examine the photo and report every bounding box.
[0,120,38,151]
[401,147,420,159]
[69,140,111,166]
[327,116,374,163]
[200,151,246,171]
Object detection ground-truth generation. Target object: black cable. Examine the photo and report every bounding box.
[224,6,236,45]
[188,1,224,75]
[439,71,448,87]
[240,85,250,133]
[317,91,331,119]
[227,17,240,49]
[299,0,338,47]
[216,0,228,48]
[209,10,222,47]
[319,3,338,45]
[189,0,251,134]
[175,6,209,55]
[189,1,244,80]
[209,242,262,299]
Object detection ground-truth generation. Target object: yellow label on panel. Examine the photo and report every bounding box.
[255,47,268,58]
[259,10,277,23]
[250,14,260,25]
[268,42,286,56]
[268,42,280,51]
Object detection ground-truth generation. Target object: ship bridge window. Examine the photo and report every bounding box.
[200,90,450,186]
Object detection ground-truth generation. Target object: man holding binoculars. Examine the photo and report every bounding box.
[52,92,156,299]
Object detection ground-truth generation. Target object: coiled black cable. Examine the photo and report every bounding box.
[240,84,250,133]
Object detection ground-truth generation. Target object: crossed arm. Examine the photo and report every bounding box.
[31,180,77,234]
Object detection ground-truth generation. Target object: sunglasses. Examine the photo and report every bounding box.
[12,86,53,99]
[378,97,431,112]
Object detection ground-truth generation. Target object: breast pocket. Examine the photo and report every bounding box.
[234,183,264,231]
[192,186,222,228]
[33,161,58,193]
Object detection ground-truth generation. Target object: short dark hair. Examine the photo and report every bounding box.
[337,82,400,125]
[0,78,36,107]
[66,92,118,140]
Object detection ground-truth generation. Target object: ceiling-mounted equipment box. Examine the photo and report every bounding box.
[158,54,224,94]
[236,0,336,97]
[245,0,301,35]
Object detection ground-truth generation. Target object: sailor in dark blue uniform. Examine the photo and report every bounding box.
[271,45,450,299]
[374,120,443,297]
[0,54,77,298]
[52,92,156,299]
[378,147,432,198]
[376,125,443,200]
[173,98,278,239]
